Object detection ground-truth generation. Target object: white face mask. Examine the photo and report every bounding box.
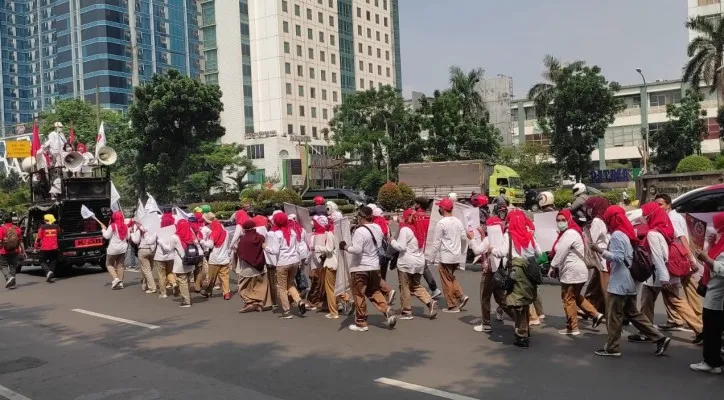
[557,222,568,232]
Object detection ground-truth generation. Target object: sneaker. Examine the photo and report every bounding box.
[179,303,192,308]
[214,284,221,291]
[496,309,504,321]
[223,293,231,301]
[325,313,339,319]
[428,301,438,320]
[529,319,541,326]
[238,304,257,313]
[595,349,622,357]
[474,324,492,333]
[559,329,581,336]
[386,310,397,329]
[655,337,672,356]
[690,361,722,374]
[307,305,319,311]
[442,307,461,313]
[592,314,605,329]
[627,334,652,343]
[458,295,470,310]
[387,289,396,305]
[577,310,589,321]
[399,314,414,320]
[5,276,16,289]
[199,290,210,298]
[657,323,692,332]
[145,289,156,294]
[692,333,704,345]
[117,281,124,289]
[538,314,546,320]
[159,294,168,299]
[430,289,442,299]
[111,278,121,289]
[279,312,293,319]
[141,282,148,291]
[348,324,369,332]
[45,271,54,283]
[298,301,307,316]
[513,338,529,349]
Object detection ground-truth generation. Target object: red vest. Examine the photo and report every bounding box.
[37,224,60,251]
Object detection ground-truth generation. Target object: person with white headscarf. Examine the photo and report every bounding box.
[326,201,344,223]
[44,122,67,167]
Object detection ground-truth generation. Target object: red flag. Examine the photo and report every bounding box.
[69,124,76,146]
[31,120,42,157]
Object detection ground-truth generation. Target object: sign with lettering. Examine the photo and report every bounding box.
[589,168,631,183]
[244,130,277,139]
[5,140,31,158]
[289,135,311,142]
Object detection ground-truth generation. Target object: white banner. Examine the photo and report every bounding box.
[283,203,312,233]
[425,200,471,266]
[173,206,191,222]
[533,211,558,253]
[157,225,176,243]
[334,218,352,296]
[139,213,161,235]
[80,204,95,220]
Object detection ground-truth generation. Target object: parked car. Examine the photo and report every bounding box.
[627,183,724,222]
[302,188,366,206]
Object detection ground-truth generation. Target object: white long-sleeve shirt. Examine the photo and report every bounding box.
[390,226,425,274]
[102,225,128,255]
[550,229,589,284]
[264,230,301,267]
[131,228,157,250]
[471,225,506,272]
[157,234,189,274]
[643,230,671,287]
[310,231,338,270]
[469,236,494,271]
[427,216,467,264]
[491,233,541,260]
[347,223,383,273]
[588,217,610,272]
[201,230,232,266]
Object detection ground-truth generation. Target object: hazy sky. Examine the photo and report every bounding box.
[398,0,688,99]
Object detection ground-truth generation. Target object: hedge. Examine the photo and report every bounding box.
[676,155,714,173]
[552,188,634,210]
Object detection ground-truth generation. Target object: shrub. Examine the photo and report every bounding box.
[339,204,356,214]
[187,201,237,212]
[256,189,277,205]
[676,155,714,173]
[398,182,415,209]
[715,155,724,170]
[377,182,403,211]
[273,188,303,205]
[553,189,573,210]
[239,188,262,203]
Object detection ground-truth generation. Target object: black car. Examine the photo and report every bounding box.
[302,188,366,206]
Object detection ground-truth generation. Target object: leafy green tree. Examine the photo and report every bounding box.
[683,16,724,95]
[448,66,485,118]
[650,89,708,173]
[181,143,254,201]
[528,55,586,118]
[498,143,558,188]
[538,64,624,181]
[128,70,225,202]
[0,170,22,192]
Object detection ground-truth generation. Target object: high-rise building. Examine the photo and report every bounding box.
[0,0,202,136]
[202,0,402,187]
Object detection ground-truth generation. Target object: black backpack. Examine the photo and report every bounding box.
[183,244,203,266]
[625,244,654,283]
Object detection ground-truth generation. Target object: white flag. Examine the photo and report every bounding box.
[80,204,95,220]
[133,199,146,222]
[144,193,161,214]
[95,121,106,159]
[172,206,191,222]
[110,181,121,212]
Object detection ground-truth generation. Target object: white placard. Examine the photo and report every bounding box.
[425,200,471,266]
[533,211,558,253]
[139,213,161,235]
[133,199,146,223]
[157,225,176,243]
[144,193,160,214]
[334,218,352,296]
[283,203,312,233]
[80,204,95,220]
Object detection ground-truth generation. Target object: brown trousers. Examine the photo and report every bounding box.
[193,257,207,292]
[584,269,610,315]
[106,253,125,281]
[605,293,664,353]
[438,263,465,309]
[239,273,273,308]
[154,260,175,294]
[275,265,302,313]
[641,284,702,334]
[321,267,340,316]
[666,274,703,324]
[351,270,390,327]
[561,283,599,331]
[206,263,230,295]
[307,268,324,307]
[267,266,279,306]
[398,270,432,315]
[512,306,530,338]
[480,267,512,324]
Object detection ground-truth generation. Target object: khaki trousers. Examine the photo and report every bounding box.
[176,272,191,305]
[193,257,207,292]
[398,270,432,315]
[561,283,599,331]
[529,290,545,320]
[322,268,339,317]
[137,248,157,291]
[351,270,390,327]
[641,284,702,334]
[666,274,703,324]
[239,273,273,308]
[438,263,465,309]
[480,267,512,324]
[155,260,175,294]
[275,265,302,313]
[605,293,664,353]
[206,263,231,295]
[308,268,324,307]
[106,253,125,281]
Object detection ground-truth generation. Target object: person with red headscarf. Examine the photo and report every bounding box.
[583,197,612,315]
[155,220,190,307]
[635,202,703,344]
[590,205,670,357]
[265,212,306,318]
[153,212,179,298]
[413,197,441,299]
[237,220,273,313]
[310,215,341,319]
[101,211,129,290]
[549,209,604,335]
[390,209,438,320]
[200,213,232,300]
[490,210,542,348]
[691,212,724,373]
[130,220,158,294]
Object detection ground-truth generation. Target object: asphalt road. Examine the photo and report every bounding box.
[0,265,721,400]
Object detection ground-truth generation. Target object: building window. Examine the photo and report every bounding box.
[649,90,682,107]
[247,144,265,159]
[375,14,379,24]
[322,89,327,100]
[296,45,302,56]
[287,103,293,115]
[282,0,288,12]
[359,60,364,71]
[384,0,388,10]
[284,42,290,53]
[321,70,326,81]
[377,48,381,58]
[369,80,373,88]
[378,65,382,75]
[312,126,318,138]
[698,0,720,5]
[286,83,292,94]
[288,124,294,134]
[301,125,306,135]
[357,7,361,17]
[376,31,380,41]
[323,108,328,119]
[307,8,312,20]
[308,48,314,59]
[300,105,305,116]
[283,21,289,33]
[368,45,372,55]
[248,169,265,183]
[386,67,390,77]
[320,51,326,62]
[319,31,325,43]
[329,15,335,26]
[331,53,336,64]
[367,28,371,38]
[368,62,372,72]
[385,34,389,44]
[297,65,303,76]
[329,0,333,7]
[318,12,323,23]
[366,10,370,20]
[332,72,337,83]
[605,124,643,147]
[333,91,338,101]
[295,25,301,36]
[358,25,362,35]
[386,50,390,60]
[294,4,300,16]
[285,63,291,74]
[330,34,335,46]
[384,17,388,27]
[311,88,316,98]
[312,107,317,118]
[358,43,363,53]
[299,85,304,96]
[309,67,315,79]
[306,28,312,39]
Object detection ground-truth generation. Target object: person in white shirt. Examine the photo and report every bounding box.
[655,194,703,331]
[44,122,67,167]
[326,201,344,223]
[427,198,469,313]
[130,222,158,294]
[583,197,611,314]
[310,215,342,319]
[154,213,179,298]
[390,209,438,320]
[341,206,396,332]
[549,209,604,335]
[157,228,189,308]
[237,220,273,313]
[100,211,129,290]
[194,216,211,293]
[265,212,306,319]
[633,202,703,343]
[200,213,233,301]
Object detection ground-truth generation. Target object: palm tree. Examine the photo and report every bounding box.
[448,66,485,119]
[528,55,585,117]
[683,16,724,95]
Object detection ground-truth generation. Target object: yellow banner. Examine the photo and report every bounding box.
[6,141,31,158]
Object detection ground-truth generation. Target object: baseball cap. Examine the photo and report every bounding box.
[436,198,454,212]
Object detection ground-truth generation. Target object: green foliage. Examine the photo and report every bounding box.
[0,171,22,192]
[715,155,724,169]
[377,182,403,211]
[683,16,724,94]
[181,142,254,200]
[553,189,574,210]
[676,155,714,173]
[339,166,386,198]
[528,55,587,118]
[398,182,415,209]
[338,205,356,214]
[188,201,238,213]
[650,89,707,173]
[272,188,303,205]
[497,143,558,188]
[538,64,624,181]
[240,188,263,204]
[448,66,486,119]
[37,98,130,148]
[0,183,30,216]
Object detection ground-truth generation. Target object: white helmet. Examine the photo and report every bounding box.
[572,183,586,197]
[537,191,554,207]
[448,192,458,202]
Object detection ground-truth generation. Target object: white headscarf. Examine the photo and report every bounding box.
[372,208,383,217]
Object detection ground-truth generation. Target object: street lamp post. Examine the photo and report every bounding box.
[636,68,648,172]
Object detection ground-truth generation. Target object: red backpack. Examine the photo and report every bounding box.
[665,239,691,277]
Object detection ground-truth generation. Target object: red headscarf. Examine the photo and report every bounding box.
[486,216,503,229]
[161,212,175,228]
[413,209,431,249]
[471,194,488,208]
[111,211,127,240]
[77,143,87,153]
[314,196,325,206]
[641,202,675,245]
[252,215,269,228]
[372,208,389,236]
[603,205,639,245]
[312,215,331,235]
[400,208,425,249]
[585,196,610,221]
[703,212,724,286]
[550,209,582,257]
[209,219,226,247]
[235,209,250,226]
[289,216,304,241]
[175,219,195,248]
[508,209,534,233]
[272,212,292,245]
[506,210,534,253]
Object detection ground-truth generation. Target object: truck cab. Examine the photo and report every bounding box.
[488,165,524,206]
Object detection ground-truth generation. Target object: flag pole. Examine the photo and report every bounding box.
[96,85,100,129]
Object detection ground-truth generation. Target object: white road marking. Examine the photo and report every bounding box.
[375,378,478,400]
[71,309,160,330]
[0,383,32,400]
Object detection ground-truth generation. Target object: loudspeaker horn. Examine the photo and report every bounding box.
[97,146,117,166]
[21,157,36,173]
[64,151,84,171]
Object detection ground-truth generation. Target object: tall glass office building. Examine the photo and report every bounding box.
[0,0,202,136]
